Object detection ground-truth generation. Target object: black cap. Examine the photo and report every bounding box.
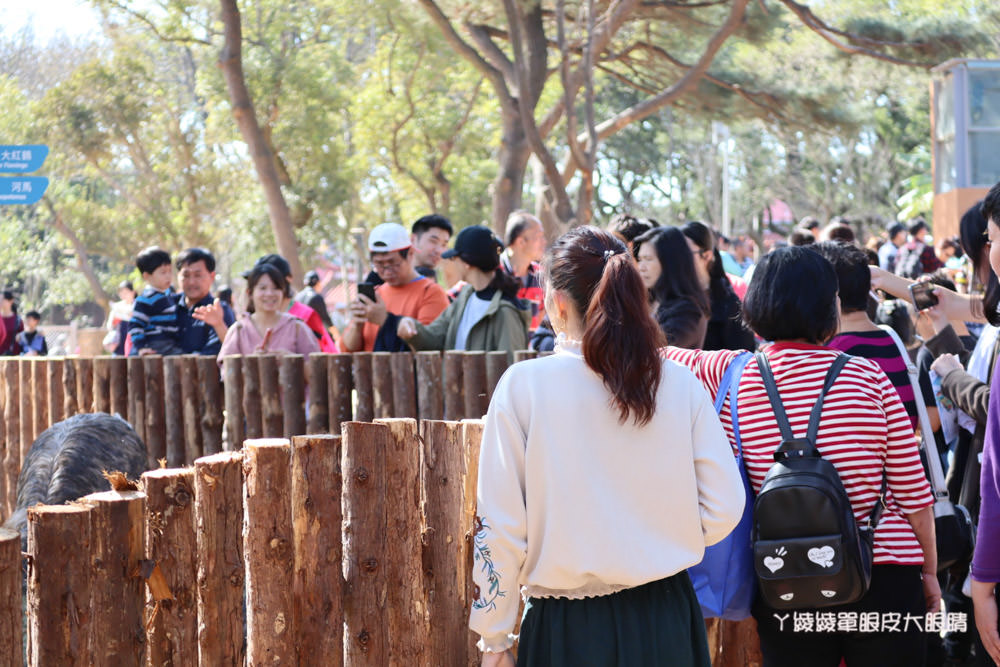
[242,253,291,279]
[441,225,503,272]
[305,270,320,286]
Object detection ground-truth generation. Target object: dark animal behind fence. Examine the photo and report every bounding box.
[2,412,147,550]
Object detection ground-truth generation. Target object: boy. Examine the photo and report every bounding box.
[128,246,182,356]
[16,311,47,356]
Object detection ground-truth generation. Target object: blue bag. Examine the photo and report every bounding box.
[688,351,756,620]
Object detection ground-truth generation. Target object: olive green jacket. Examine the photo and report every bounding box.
[406,285,530,363]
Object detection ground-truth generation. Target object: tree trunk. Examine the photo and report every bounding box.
[217,0,304,287]
[491,113,531,237]
[42,198,111,317]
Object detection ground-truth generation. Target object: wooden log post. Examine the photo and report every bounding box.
[109,356,128,420]
[375,419,425,663]
[62,356,78,417]
[0,364,4,522]
[47,358,64,428]
[420,420,469,664]
[462,420,486,659]
[513,350,537,363]
[144,356,166,468]
[279,354,306,438]
[222,356,245,450]
[306,354,329,435]
[371,352,395,419]
[290,434,343,665]
[352,352,374,423]
[181,356,204,464]
[0,528,20,665]
[197,356,224,456]
[81,490,146,667]
[415,352,444,421]
[143,468,198,666]
[242,355,263,440]
[93,356,111,414]
[31,359,47,443]
[194,451,245,667]
[163,357,185,468]
[485,351,509,403]
[443,351,464,421]
[462,352,488,420]
[27,504,92,666]
[390,352,417,419]
[243,438,295,665]
[127,356,146,445]
[341,421,388,665]
[328,354,353,433]
[2,362,16,517]
[76,357,94,414]
[19,359,32,461]
[258,354,283,438]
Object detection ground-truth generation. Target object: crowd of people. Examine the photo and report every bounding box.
[8,184,1000,665]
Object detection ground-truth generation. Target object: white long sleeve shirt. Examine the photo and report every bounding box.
[469,343,745,652]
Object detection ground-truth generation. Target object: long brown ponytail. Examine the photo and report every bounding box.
[545,226,664,426]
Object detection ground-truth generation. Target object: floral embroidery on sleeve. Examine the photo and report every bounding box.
[471,516,505,611]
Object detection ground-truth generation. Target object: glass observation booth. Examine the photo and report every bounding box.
[931,59,1000,238]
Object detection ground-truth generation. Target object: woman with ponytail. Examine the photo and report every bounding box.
[398,225,529,363]
[470,226,744,666]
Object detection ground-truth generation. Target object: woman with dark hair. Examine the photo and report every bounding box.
[217,262,320,361]
[470,226,744,666]
[0,290,23,356]
[681,222,755,351]
[665,246,938,667]
[633,226,710,349]
[398,225,529,363]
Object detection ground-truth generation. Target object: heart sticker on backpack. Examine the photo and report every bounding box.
[807,546,835,568]
[780,593,794,601]
[763,556,784,573]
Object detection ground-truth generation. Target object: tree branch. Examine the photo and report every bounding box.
[101,0,214,45]
[465,22,515,83]
[41,197,112,315]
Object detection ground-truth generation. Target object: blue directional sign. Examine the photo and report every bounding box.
[0,145,48,173]
[0,177,49,205]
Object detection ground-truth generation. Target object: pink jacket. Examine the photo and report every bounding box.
[217,312,320,362]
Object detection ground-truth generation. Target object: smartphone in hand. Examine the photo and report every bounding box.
[909,282,939,311]
[357,282,377,302]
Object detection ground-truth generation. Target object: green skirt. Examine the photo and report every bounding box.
[516,571,711,667]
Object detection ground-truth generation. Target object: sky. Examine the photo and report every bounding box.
[0,0,102,43]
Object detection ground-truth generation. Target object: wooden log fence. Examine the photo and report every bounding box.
[2,419,488,666]
[0,351,546,522]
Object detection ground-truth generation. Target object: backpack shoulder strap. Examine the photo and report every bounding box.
[805,354,851,444]
[754,351,794,442]
[715,351,752,454]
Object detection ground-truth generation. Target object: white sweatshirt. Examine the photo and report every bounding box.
[469,342,745,652]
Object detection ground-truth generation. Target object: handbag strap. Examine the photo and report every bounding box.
[878,324,951,503]
[714,351,752,455]
[754,351,849,455]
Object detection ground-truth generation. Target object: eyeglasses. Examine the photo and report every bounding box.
[372,257,405,271]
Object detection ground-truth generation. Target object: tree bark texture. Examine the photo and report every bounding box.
[181,356,203,464]
[415,351,444,421]
[328,353,354,433]
[76,357,93,414]
[144,355,167,468]
[0,527,20,665]
[462,352,488,420]
[341,421,388,665]
[127,356,146,446]
[47,358,64,426]
[62,356,78,418]
[443,351,464,421]
[143,468,198,666]
[243,438,295,665]
[163,357,185,468]
[194,451,245,667]
[223,355,245,450]
[242,355,263,440]
[217,0,304,288]
[462,420,486,662]
[93,356,111,414]
[420,420,469,664]
[279,354,306,438]
[258,355,283,438]
[2,361,17,517]
[109,356,128,421]
[27,504,92,667]
[376,419,425,663]
[351,353,374,423]
[198,356,224,456]
[390,352,417,419]
[81,490,146,667]
[290,434,343,665]
[306,354,329,435]
[372,352,395,419]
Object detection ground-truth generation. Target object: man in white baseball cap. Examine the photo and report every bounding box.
[342,223,449,352]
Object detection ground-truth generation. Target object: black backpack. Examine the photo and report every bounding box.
[752,352,886,610]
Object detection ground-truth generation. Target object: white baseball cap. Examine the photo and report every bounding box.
[368,223,411,252]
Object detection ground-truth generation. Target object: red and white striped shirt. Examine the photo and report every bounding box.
[663,342,933,566]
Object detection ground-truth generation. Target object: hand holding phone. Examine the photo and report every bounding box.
[909,282,939,311]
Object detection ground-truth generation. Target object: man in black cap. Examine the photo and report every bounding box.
[294,270,333,331]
